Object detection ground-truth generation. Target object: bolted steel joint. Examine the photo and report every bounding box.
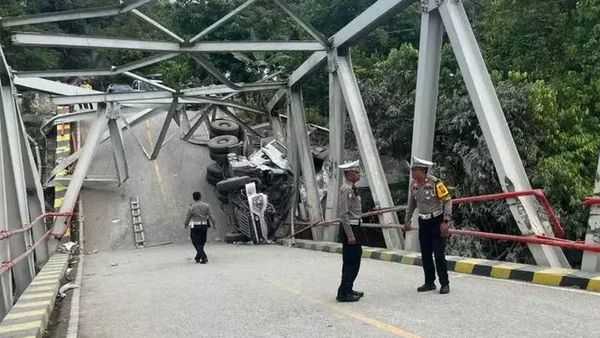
[326,48,339,73]
[106,102,121,119]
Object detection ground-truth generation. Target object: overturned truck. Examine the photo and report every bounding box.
[203,118,328,244]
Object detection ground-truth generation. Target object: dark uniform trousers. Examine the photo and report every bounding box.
[418,215,449,286]
[337,224,365,297]
[190,225,208,261]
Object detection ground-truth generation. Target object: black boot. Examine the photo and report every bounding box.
[417,283,436,292]
[440,284,450,294]
[351,290,364,298]
[336,293,361,302]
[200,257,208,264]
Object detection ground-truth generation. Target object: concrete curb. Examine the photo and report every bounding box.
[283,239,600,293]
[0,254,69,337]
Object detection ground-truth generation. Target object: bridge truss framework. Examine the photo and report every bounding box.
[1,0,599,318]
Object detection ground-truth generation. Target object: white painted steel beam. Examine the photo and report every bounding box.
[123,71,176,92]
[189,0,258,42]
[289,89,323,241]
[271,0,328,46]
[581,152,600,272]
[12,33,325,52]
[438,0,569,267]
[287,0,416,87]
[53,107,109,237]
[1,86,36,281]
[130,9,184,43]
[405,10,444,252]
[336,54,404,249]
[13,77,101,96]
[150,98,179,160]
[108,105,129,185]
[192,54,242,90]
[0,0,153,27]
[323,71,346,242]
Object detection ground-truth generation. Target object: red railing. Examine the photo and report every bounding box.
[583,197,600,207]
[453,189,565,238]
[0,212,72,274]
[450,230,600,253]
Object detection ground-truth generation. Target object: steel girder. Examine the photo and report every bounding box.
[405,10,444,252]
[438,0,569,267]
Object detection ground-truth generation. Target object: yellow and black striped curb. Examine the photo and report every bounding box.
[54,122,71,211]
[283,239,600,293]
[0,254,69,338]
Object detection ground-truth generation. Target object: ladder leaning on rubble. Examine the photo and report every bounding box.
[130,197,146,248]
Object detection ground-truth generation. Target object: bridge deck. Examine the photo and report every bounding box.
[78,244,600,338]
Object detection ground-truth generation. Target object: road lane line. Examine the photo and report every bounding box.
[268,279,421,338]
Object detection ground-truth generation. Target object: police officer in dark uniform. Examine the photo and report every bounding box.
[404,157,452,294]
[184,192,216,264]
[336,160,366,302]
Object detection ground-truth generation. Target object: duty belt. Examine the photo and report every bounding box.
[418,210,443,220]
[190,221,208,229]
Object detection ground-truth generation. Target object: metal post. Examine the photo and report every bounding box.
[335,54,404,249]
[438,0,569,267]
[582,151,600,272]
[53,106,109,237]
[286,96,301,240]
[289,89,324,241]
[2,86,36,277]
[178,108,191,137]
[0,86,33,295]
[269,111,286,144]
[0,96,14,317]
[150,98,179,160]
[16,101,48,264]
[323,71,345,242]
[405,10,444,252]
[183,106,212,140]
[107,103,129,185]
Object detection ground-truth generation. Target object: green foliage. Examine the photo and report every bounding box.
[1,0,599,263]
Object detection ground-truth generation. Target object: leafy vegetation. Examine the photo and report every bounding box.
[1,0,598,264]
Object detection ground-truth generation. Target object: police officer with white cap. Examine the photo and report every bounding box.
[404,157,452,294]
[336,160,366,302]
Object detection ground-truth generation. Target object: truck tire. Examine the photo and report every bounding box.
[216,176,261,194]
[216,191,229,203]
[208,135,239,154]
[206,162,224,179]
[210,119,240,137]
[210,152,228,163]
[205,172,221,186]
[224,231,248,243]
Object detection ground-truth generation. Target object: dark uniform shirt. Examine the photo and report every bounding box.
[405,175,452,223]
[185,201,216,227]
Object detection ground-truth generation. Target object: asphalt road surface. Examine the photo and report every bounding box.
[78,244,600,338]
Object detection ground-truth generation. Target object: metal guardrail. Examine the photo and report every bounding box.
[0,212,72,275]
[286,190,600,253]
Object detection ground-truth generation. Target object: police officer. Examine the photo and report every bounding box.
[336,160,366,302]
[404,157,452,294]
[184,192,216,264]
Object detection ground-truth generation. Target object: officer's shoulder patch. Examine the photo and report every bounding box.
[435,180,450,201]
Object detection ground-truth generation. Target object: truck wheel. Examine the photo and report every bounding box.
[210,152,228,163]
[210,119,240,137]
[206,162,224,179]
[205,172,221,186]
[208,135,239,154]
[216,191,229,203]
